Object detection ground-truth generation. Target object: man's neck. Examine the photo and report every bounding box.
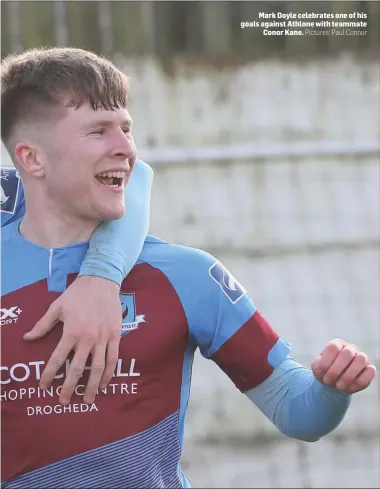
[19,213,97,249]
[19,189,99,248]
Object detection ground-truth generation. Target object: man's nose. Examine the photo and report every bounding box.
[111,131,136,160]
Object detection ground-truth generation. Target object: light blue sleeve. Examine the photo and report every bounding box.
[246,357,351,442]
[78,159,154,285]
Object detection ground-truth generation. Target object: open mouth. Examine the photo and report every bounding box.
[96,171,126,188]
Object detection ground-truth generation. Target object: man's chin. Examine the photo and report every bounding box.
[98,205,125,222]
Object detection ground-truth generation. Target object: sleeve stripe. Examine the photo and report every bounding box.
[211,311,284,392]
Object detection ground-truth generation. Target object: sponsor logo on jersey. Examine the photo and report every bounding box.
[120,293,146,336]
[209,262,247,304]
[0,306,22,325]
[1,167,21,215]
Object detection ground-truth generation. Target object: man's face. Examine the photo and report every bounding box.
[40,103,136,222]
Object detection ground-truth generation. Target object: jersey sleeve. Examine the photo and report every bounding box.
[186,251,291,391]
[79,159,153,285]
[246,357,351,441]
[1,167,25,227]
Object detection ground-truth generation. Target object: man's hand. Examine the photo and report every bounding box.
[24,276,122,405]
[311,338,376,394]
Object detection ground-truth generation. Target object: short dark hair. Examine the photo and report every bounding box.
[1,46,129,147]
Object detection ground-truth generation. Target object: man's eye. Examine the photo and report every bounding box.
[122,128,131,135]
[91,129,105,135]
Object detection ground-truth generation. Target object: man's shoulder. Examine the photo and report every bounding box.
[139,235,244,303]
[1,221,16,245]
[140,235,216,272]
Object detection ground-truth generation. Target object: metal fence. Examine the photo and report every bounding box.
[1,1,380,60]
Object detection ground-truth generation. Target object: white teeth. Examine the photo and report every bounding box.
[97,170,127,188]
[102,183,119,188]
[98,171,126,178]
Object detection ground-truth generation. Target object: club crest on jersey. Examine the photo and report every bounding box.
[120,293,146,336]
[209,262,247,304]
[1,167,21,215]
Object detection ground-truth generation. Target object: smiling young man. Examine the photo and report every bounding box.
[1,47,376,489]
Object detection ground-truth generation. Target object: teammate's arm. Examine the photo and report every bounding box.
[1,160,154,404]
[186,254,375,442]
[78,159,153,285]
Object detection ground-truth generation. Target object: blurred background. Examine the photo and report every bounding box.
[1,1,379,487]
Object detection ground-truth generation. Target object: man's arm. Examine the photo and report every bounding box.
[2,160,154,404]
[183,254,375,442]
[246,338,375,441]
[246,356,351,441]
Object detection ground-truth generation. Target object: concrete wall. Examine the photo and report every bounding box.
[122,55,380,150]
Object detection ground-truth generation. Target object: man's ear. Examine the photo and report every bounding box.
[14,141,45,178]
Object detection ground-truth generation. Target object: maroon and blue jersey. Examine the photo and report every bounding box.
[1,220,290,488]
